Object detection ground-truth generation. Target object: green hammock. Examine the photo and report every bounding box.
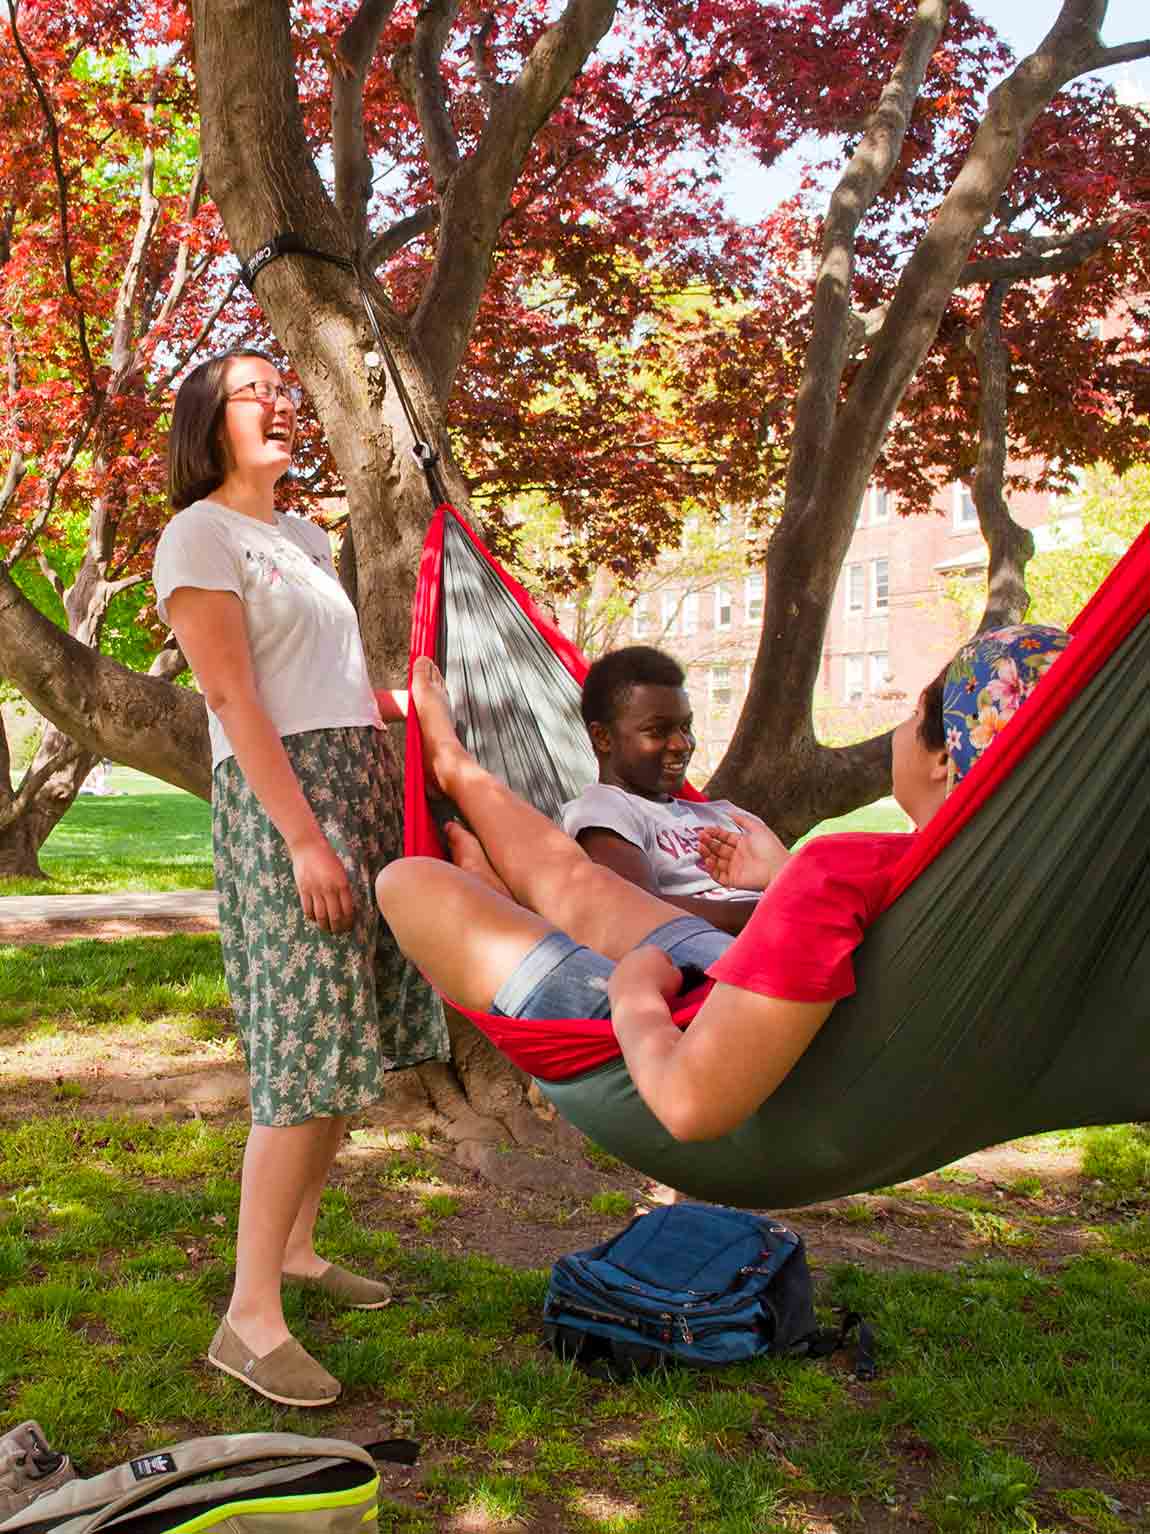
[541,615,1150,1205]
[407,509,1149,1207]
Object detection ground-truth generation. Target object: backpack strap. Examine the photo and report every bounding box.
[805,1309,878,1380]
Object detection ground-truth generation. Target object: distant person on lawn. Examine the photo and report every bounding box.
[153,348,447,1410]
[560,646,789,935]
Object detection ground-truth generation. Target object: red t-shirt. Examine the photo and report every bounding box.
[706,832,914,1003]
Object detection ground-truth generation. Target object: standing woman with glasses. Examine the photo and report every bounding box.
[154,348,447,1408]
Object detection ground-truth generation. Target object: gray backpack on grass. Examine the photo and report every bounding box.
[0,1430,418,1533]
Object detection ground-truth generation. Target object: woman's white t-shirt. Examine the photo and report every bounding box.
[153,499,382,768]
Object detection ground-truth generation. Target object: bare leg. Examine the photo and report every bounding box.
[377,857,556,1012]
[413,659,680,958]
[282,1115,347,1278]
[227,1117,345,1356]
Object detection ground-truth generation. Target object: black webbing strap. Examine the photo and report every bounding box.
[239,232,355,291]
[239,230,448,507]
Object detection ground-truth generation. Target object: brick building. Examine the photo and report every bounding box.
[573,483,1075,780]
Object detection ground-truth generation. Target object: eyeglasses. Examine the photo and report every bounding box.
[226,380,301,408]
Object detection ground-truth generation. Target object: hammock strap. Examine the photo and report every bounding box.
[238,230,447,508]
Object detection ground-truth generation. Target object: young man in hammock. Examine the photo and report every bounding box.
[560,645,789,934]
[377,627,1070,1143]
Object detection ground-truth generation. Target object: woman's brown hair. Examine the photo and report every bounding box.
[167,347,279,510]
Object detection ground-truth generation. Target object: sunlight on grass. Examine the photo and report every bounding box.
[1,768,213,895]
[1,1075,1148,1530]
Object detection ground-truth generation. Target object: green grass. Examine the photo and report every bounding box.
[1,767,213,895]
[0,934,226,1030]
[2,1106,1149,1531]
[800,796,912,846]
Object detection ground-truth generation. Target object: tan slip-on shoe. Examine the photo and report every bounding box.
[207,1318,341,1407]
[0,1420,77,1522]
[286,1262,393,1310]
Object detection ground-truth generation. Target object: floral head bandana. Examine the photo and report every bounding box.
[943,623,1073,788]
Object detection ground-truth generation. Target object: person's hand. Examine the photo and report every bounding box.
[290,835,355,933]
[608,945,683,1012]
[697,812,790,892]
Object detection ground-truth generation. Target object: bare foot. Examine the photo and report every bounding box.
[444,821,512,900]
[411,657,464,794]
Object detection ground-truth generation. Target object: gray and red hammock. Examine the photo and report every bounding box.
[404,506,1150,1207]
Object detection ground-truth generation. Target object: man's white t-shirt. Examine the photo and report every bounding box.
[561,783,760,904]
[153,500,382,768]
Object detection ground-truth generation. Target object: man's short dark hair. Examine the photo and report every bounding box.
[581,645,686,728]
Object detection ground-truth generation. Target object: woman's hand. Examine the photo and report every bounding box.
[697,813,790,892]
[290,834,356,933]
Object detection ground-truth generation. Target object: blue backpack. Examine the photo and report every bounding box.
[543,1203,873,1378]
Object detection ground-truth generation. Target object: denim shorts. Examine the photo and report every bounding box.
[490,915,736,1020]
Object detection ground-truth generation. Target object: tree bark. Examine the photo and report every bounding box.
[0,564,211,798]
[972,281,1035,630]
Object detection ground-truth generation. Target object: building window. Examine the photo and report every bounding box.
[870,652,890,694]
[711,665,732,708]
[845,563,864,614]
[716,507,734,547]
[714,585,732,629]
[872,487,891,523]
[871,558,889,611]
[681,591,699,637]
[954,482,978,528]
[844,654,864,704]
[632,599,649,638]
[745,573,764,624]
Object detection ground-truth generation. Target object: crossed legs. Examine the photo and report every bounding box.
[375,659,685,1012]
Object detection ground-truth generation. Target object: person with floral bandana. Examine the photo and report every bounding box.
[376,626,1071,1148]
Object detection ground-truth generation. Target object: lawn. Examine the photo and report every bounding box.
[2,930,1149,1532]
[0,767,214,895]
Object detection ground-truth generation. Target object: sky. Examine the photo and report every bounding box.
[721,0,1150,221]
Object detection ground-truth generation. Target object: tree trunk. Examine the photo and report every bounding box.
[972,281,1036,631]
[0,813,44,880]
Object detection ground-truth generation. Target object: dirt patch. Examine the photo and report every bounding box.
[0,915,219,947]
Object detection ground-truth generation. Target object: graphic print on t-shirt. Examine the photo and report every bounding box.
[561,783,761,903]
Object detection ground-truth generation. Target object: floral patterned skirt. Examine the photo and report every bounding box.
[212,725,449,1127]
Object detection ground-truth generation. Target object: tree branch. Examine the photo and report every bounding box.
[109,87,161,377]
[153,161,207,330]
[470,12,499,108]
[332,0,400,246]
[0,739,84,832]
[34,549,64,600]
[1092,38,1150,68]
[394,0,463,193]
[364,203,440,269]
[783,0,950,534]
[3,398,102,570]
[153,273,243,393]
[958,221,1117,285]
[972,280,1035,629]
[5,0,99,392]
[414,0,619,399]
